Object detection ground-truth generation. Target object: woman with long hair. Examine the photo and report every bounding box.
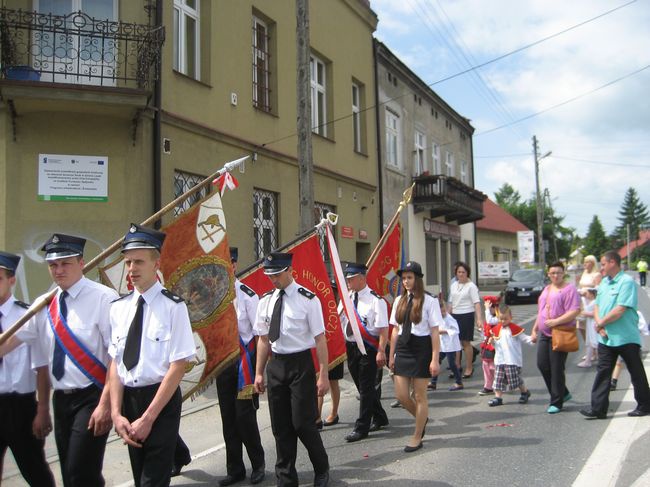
[576,255,602,366]
[389,261,441,453]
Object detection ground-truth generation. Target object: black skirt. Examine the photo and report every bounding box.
[328,361,344,380]
[394,335,432,378]
[453,312,475,342]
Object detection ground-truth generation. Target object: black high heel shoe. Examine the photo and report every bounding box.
[323,415,339,427]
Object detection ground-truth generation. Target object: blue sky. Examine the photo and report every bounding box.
[371,0,650,237]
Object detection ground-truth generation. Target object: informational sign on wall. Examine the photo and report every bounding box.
[478,261,510,279]
[38,154,108,202]
[517,230,535,264]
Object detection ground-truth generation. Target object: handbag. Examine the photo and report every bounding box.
[551,325,579,352]
[480,346,495,360]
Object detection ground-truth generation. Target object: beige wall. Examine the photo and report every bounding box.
[477,229,519,263]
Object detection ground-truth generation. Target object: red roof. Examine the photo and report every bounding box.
[476,198,530,234]
[618,229,650,258]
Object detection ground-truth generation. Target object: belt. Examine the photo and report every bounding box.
[54,384,97,395]
[272,349,312,360]
[0,391,36,398]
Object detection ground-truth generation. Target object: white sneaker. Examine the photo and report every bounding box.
[577,360,592,368]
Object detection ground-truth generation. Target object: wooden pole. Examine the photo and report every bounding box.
[0,156,250,345]
[365,183,414,269]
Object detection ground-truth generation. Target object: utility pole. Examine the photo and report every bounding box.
[533,135,545,269]
[296,0,314,232]
[544,188,559,261]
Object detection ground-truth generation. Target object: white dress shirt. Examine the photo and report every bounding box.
[254,280,324,354]
[0,296,48,393]
[492,326,534,367]
[109,281,195,387]
[235,279,259,344]
[341,285,388,342]
[439,314,461,353]
[389,293,443,336]
[17,277,117,390]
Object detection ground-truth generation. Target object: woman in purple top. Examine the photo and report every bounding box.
[531,262,581,414]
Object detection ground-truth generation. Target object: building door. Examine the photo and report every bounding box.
[440,240,449,299]
[34,0,117,85]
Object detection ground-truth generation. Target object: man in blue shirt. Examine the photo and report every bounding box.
[580,251,650,419]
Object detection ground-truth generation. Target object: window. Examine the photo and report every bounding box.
[253,189,278,260]
[173,170,211,216]
[414,131,426,175]
[314,202,336,261]
[385,109,401,168]
[445,151,454,177]
[432,142,441,174]
[252,16,271,112]
[173,0,200,78]
[310,55,327,136]
[352,83,362,152]
[460,159,468,183]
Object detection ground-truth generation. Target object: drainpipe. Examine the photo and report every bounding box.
[153,0,163,224]
[373,40,385,231]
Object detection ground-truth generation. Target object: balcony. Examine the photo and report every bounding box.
[0,8,163,95]
[412,174,486,224]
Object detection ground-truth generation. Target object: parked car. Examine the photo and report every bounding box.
[504,269,548,304]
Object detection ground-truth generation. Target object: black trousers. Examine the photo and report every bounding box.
[123,384,182,487]
[640,272,647,286]
[346,342,388,433]
[536,335,570,408]
[591,342,650,414]
[216,361,265,476]
[0,392,55,486]
[267,350,329,487]
[53,385,108,487]
[173,435,191,467]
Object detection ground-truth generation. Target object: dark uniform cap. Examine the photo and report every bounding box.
[230,247,238,263]
[41,234,86,261]
[263,252,293,275]
[344,262,367,278]
[0,251,20,272]
[121,223,166,252]
[397,261,424,278]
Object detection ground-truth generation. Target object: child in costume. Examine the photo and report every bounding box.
[479,295,499,396]
[487,302,533,407]
[577,288,598,368]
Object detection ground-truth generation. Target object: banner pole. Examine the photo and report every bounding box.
[0,156,250,345]
[366,183,414,269]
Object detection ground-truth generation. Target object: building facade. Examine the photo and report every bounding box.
[375,41,485,298]
[0,0,380,298]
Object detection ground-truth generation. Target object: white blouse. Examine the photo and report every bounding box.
[389,293,442,337]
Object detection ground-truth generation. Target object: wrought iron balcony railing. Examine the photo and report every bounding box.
[412,174,486,224]
[0,8,164,89]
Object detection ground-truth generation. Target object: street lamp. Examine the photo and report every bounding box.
[533,135,551,270]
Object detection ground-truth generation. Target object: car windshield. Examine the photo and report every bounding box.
[511,270,541,282]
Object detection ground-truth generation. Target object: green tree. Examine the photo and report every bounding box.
[583,215,610,258]
[612,187,650,259]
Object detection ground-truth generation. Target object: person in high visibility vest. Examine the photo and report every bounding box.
[637,259,648,287]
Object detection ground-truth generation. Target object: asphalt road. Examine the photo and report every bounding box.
[2,302,647,486]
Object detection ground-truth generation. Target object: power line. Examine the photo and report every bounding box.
[261,0,637,148]
[476,64,650,136]
[475,154,649,167]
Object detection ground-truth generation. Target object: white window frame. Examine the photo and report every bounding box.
[460,159,468,183]
[252,16,270,111]
[173,0,200,79]
[445,151,455,177]
[352,83,361,152]
[385,109,401,169]
[432,142,441,174]
[310,55,327,136]
[414,131,426,175]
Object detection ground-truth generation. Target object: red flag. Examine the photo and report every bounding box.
[213,172,239,196]
[366,222,405,308]
[160,193,238,399]
[241,234,346,371]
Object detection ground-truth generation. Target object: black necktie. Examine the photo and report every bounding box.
[52,291,68,380]
[0,311,3,365]
[269,290,285,343]
[123,296,145,370]
[400,294,414,343]
[346,292,359,337]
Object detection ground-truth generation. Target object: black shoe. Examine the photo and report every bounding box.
[315,420,323,431]
[323,415,339,427]
[610,379,618,391]
[369,420,388,432]
[250,467,265,485]
[627,408,650,417]
[171,456,191,477]
[313,470,330,487]
[579,409,607,420]
[404,442,423,453]
[219,472,246,487]
[345,430,368,442]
